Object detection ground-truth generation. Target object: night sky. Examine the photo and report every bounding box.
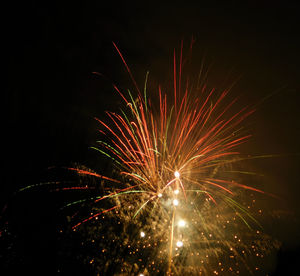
[3,1,300,275]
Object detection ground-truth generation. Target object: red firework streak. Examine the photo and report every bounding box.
[89,40,262,202]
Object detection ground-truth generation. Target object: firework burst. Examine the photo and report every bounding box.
[58,41,280,275]
[4,41,280,275]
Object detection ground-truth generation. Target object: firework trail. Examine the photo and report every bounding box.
[60,41,280,275]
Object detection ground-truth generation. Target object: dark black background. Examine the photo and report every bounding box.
[3,1,300,275]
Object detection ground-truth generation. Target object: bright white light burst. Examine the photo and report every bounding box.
[174,171,180,178]
[176,240,183,248]
[178,220,186,227]
[173,199,179,206]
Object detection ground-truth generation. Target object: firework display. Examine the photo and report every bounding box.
[58,42,280,275]
[3,42,282,275]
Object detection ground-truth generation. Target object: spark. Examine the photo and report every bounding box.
[178,220,186,227]
[176,240,183,248]
[173,199,179,206]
